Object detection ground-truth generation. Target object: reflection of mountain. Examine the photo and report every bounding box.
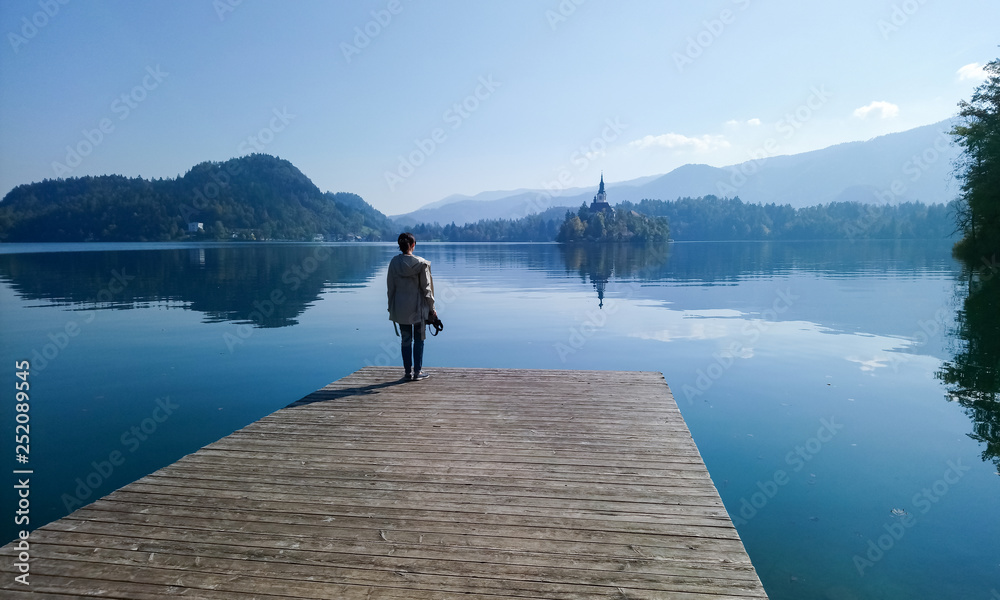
[937,268,1000,470]
[0,245,387,328]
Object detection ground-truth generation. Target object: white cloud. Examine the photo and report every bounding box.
[629,132,730,152]
[853,101,899,119]
[724,118,760,128]
[957,62,986,82]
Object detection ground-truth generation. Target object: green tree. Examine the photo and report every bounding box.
[585,212,607,240]
[557,213,586,242]
[951,57,1000,260]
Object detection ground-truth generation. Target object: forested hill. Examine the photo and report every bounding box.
[407,196,959,242]
[0,154,394,242]
[0,155,961,243]
[618,196,960,241]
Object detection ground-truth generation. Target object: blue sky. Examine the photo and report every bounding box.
[1,0,996,216]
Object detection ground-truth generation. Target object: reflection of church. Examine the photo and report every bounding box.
[590,173,613,213]
[589,173,613,308]
[593,275,608,309]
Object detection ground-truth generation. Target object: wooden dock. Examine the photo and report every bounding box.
[1,367,768,599]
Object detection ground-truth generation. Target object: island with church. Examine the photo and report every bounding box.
[556,173,670,243]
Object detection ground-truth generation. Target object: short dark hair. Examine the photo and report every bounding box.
[397,232,415,252]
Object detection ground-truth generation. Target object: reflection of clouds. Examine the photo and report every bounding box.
[722,344,755,359]
[843,351,940,375]
[634,322,729,342]
[629,306,943,375]
[683,309,744,318]
[630,308,744,342]
[846,356,890,372]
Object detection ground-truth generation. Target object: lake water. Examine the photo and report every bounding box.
[1,240,998,600]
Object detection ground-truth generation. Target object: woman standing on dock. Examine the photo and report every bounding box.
[387,232,437,381]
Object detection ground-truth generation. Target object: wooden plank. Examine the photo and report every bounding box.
[0,367,768,599]
[40,506,756,562]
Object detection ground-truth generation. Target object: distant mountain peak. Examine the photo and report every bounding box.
[394,119,961,226]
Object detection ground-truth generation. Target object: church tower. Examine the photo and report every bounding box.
[590,172,613,213]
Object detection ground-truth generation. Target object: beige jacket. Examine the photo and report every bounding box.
[387,253,435,324]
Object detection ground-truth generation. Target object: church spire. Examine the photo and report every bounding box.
[590,172,612,213]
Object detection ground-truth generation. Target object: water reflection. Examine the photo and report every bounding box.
[0,244,387,328]
[0,240,993,600]
[651,240,957,281]
[558,243,670,307]
[0,240,960,330]
[937,265,1000,470]
[556,240,956,287]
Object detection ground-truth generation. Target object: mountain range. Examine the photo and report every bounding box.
[392,119,960,226]
[0,119,963,243]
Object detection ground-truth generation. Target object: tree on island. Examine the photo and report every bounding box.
[557,202,670,243]
[951,57,1000,262]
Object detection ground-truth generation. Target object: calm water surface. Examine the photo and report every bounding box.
[0,240,997,600]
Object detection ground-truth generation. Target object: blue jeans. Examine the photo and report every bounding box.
[400,323,424,375]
